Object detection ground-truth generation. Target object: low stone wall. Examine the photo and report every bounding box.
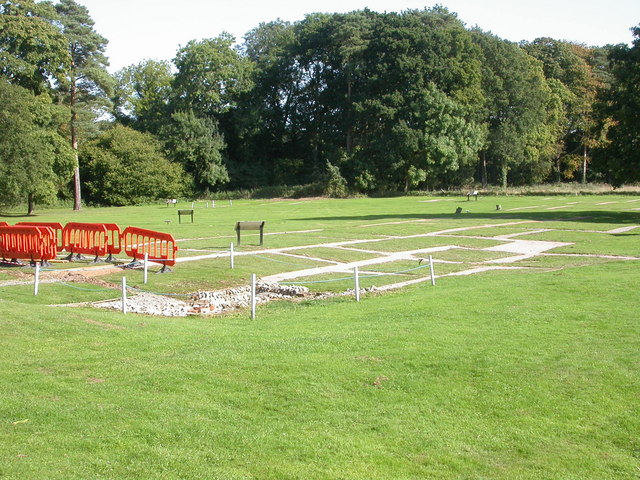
[93,282,314,317]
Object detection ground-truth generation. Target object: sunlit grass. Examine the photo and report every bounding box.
[1,194,639,478]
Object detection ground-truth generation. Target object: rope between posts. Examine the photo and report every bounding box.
[55,281,116,292]
[48,280,189,298]
[126,285,192,297]
[279,262,432,285]
[360,263,431,278]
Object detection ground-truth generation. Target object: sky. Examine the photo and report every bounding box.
[76,0,640,72]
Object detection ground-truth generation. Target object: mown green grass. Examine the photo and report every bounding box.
[1,194,639,478]
[1,263,638,479]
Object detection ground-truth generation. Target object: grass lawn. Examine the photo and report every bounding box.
[1,194,639,478]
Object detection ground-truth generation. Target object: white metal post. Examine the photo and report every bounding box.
[354,266,360,302]
[34,263,40,296]
[429,255,436,286]
[121,276,127,314]
[143,253,148,284]
[230,243,235,269]
[250,274,256,319]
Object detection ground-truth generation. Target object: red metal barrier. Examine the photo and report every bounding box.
[0,226,57,264]
[16,222,64,253]
[62,222,108,262]
[122,226,178,272]
[102,223,122,261]
[0,221,8,227]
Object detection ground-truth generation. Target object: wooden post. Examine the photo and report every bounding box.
[250,274,256,319]
[143,253,148,284]
[34,263,40,296]
[121,276,127,314]
[354,266,360,302]
[429,255,436,286]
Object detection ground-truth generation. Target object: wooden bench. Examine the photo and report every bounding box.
[165,198,177,207]
[235,221,265,245]
[467,190,478,201]
[178,209,194,224]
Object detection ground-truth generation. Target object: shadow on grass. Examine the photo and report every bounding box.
[295,210,640,226]
[0,212,37,219]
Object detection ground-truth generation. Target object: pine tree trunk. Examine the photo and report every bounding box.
[28,193,35,216]
[71,73,81,211]
[73,163,81,211]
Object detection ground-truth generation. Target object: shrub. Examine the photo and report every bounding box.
[80,125,187,206]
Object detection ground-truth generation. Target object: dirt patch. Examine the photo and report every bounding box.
[47,270,120,288]
[372,375,389,388]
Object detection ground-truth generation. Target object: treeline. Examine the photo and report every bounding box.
[1,1,639,211]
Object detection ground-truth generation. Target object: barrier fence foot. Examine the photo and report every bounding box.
[92,255,102,264]
[157,265,172,274]
[121,260,142,269]
[105,254,115,263]
[1,259,23,267]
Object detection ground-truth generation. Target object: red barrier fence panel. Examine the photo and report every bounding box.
[16,222,64,253]
[122,226,178,269]
[62,222,108,260]
[0,221,8,227]
[0,226,57,262]
[102,223,122,256]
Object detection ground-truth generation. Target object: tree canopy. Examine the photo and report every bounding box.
[0,79,74,213]
[1,4,639,208]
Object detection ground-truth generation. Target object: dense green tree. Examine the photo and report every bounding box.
[351,8,485,190]
[55,0,112,210]
[472,31,562,187]
[170,34,254,192]
[0,79,74,213]
[80,124,185,206]
[523,38,604,182]
[112,59,173,133]
[355,84,485,191]
[234,20,302,187]
[172,33,254,118]
[162,110,229,194]
[597,26,640,186]
[0,0,69,93]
